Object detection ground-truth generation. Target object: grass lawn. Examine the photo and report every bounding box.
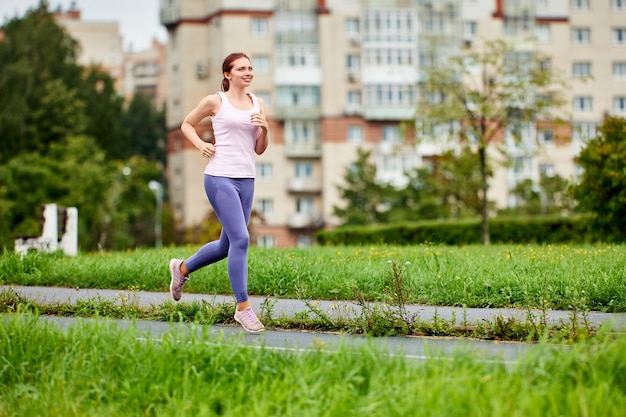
[2,243,625,312]
[2,313,626,417]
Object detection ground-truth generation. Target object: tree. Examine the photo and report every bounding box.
[413,39,568,243]
[0,136,164,251]
[0,0,82,162]
[572,116,626,242]
[76,66,127,160]
[388,147,485,222]
[0,1,127,162]
[333,148,392,225]
[121,93,167,164]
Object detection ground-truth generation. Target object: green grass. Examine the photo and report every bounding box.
[2,243,626,312]
[1,312,626,417]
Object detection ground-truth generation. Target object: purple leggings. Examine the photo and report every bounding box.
[185,175,254,303]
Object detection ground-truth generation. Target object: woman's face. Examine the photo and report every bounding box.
[226,57,253,88]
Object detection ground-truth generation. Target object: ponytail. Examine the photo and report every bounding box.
[221,77,230,92]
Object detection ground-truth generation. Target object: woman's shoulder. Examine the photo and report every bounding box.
[195,92,223,115]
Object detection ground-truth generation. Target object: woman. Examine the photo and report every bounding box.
[169,52,269,333]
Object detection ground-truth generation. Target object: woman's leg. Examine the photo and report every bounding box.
[191,176,254,304]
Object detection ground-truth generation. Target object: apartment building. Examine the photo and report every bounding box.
[160,0,626,247]
[54,4,168,106]
[123,39,169,109]
[54,5,125,93]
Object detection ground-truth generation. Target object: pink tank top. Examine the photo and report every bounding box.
[205,91,259,178]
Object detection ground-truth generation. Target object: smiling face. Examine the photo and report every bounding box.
[225,56,253,89]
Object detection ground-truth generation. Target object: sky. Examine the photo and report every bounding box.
[0,0,167,51]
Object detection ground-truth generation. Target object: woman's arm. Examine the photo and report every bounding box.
[181,93,221,159]
[252,97,269,155]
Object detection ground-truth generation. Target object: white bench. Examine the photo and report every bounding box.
[14,203,78,257]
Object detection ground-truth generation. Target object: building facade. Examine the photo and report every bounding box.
[54,5,125,93]
[54,4,168,107]
[160,0,626,247]
[123,39,169,109]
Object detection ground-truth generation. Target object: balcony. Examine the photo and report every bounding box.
[286,213,324,229]
[362,105,415,121]
[275,105,321,120]
[285,140,322,158]
[286,177,322,193]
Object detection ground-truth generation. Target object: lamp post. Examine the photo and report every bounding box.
[148,180,163,249]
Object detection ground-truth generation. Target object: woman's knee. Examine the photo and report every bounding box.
[230,231,250,251]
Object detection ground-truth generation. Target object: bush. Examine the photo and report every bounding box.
[316,216,594,246]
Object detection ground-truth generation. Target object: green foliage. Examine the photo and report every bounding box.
[121,93,167,164]
[3,243,626,313]
[0,1,83,162]
[572,116,626,242]
[504,173,574,216]
[0,3,170,251]
[316,216,593,246]
[0,137,164,251]
[413,39,570,243]
[3,314,626,416]
[333,148,392,225]
[75,66,127,160]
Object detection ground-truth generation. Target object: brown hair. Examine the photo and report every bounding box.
[221,52,250,92]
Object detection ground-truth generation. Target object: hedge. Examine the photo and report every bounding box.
[315,216,596,246]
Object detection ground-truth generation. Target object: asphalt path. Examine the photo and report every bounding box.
[5,285,626,365]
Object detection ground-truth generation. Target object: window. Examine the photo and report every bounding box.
[539,163,555,177]
[614,96,626,112]
[295,162,313,178]
[256,199,274,218]
[345,17,359,37]
[347,126,363,144]
[383,125,400,143]
[347,90,361,106]
[277,86,320,107]
[364,84,416,107]
[251,55,270,74]
[535,24,551,43]
[612,28,626,45]
[513,156,530,174]
[464,21,477,39]
[362,9,416,42]
[573,96,592,112]
[572,122,598,142]
[614,62,626,79]
[612,0,626,11]
[257,235,275,248]
[572,61,592,78]
[277,46,320,67]
[296,198,314,215]
[363,47,415,66]
[537,128,554,144]
[347,54,360,71]
[257,163,273,181]
[250,18,269,37]
[570,0,589,10]
[571,27,591,44]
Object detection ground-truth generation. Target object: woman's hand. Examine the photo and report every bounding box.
[251,113,268,132]
[200,142,216,159]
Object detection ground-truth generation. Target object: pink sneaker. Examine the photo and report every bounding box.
[169,258,189,301]
[234,307,265,333]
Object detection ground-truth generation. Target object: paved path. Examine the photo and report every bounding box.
[4,285,626,364]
